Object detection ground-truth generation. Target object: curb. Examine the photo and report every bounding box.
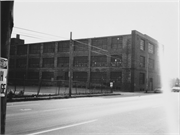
[7,93,121,102]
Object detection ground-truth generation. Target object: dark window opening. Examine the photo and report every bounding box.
[58,41,69,52]
[43,43,55,53]
[91,55,107,67]
[17,45,27,55]
[29,44,41,54]
[111,55,122,67]
[42,58,54,68]
[74,56,88,67]
[57,57,69,67]
[29,58,40,68]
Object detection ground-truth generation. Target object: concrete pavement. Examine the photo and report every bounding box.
[6,93,179,135]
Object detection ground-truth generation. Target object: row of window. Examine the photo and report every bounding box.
[140,39,155,54]
[11,37,123,55]
[139,56,154,69]
[9,71,122,84]
[9,71,147,85]
[10,55,122,68]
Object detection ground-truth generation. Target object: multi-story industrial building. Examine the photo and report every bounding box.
[9,30,162,92]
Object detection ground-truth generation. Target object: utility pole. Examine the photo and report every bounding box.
[69,32,73,97]
[1,1,14,134]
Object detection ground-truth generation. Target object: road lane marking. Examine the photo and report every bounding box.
[7,103,40,107]
[20,108,32,111]
[26,119,97,135]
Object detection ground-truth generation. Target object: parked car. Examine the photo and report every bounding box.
[153,87,163,93]
[172,86,180,92]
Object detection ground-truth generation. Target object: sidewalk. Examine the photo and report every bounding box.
[7,90,152,102]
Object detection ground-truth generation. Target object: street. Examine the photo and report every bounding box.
[6,93,179,135]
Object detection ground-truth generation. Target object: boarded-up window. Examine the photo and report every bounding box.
[73,72,87,82]
[29,58,40,68]
[43,43,55,53]
[16,58,27,68]
[110,72,122,82]
[90,72,106,83]
[10,46,16,55]
[17,45,27,55]
[74,56,88,67]
[42,71,54,80]
[74,39,88,51]
[28,71,39,80]
[9,58,15,68]
[29,44,41,54]
[42,58,54,68]
[57,57,69,67]
[58,41,69,52]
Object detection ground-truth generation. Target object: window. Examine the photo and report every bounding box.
[43,43,55,53]
[140,56,145,68]
[42,58,54,68]
[8,71,15,79]
[73,72,87,82]
[57,57,69,67]
[90,72,106,83]
[74,56,88,67]
[9,59,15,68]
[140,39,145,50]
[74,39,88,51]
[29,44,41,54]
[16,58,27,68]
[92,38,107,51]
[58,41,69,52]
[28,71,39,80]
[16,71,26,79]
[10,46,16,55]
[149,58,154,69]
[17,45,27,55]
[111,36,123,49]
[91,55,107,67]
[110,72,122,82]
[29,58,40,68]
[42,71,54,80]
[111,55,122,67]
[148,43,154,54]
[139,73,145,84]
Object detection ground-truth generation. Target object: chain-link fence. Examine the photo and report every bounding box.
[7,78,112,98]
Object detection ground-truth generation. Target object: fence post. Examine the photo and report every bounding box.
[37,79,42,96]
[22,75,25,94]
[58,80,60,95]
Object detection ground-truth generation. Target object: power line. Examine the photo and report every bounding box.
[12,32,43,39]
[13,28,122,61]
[73,40,108,53]
[14,26,69,40]
[73,40,122,62]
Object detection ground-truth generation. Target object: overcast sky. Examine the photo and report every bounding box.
[11,0,179,79]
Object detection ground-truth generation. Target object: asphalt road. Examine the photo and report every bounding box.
[6,93,179,135]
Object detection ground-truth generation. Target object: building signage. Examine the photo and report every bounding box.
[0,57,8,97]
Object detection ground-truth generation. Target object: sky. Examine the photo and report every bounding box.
[11,0,179,79]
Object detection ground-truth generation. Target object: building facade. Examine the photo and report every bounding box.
[9,30,162,92]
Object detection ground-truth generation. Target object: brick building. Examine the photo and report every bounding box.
[9,30,162,92]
